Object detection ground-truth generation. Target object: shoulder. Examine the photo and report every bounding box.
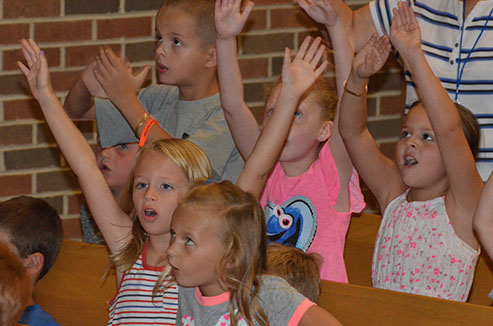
[138,84,179,100]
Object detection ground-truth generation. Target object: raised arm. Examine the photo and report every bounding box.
[339,33,402,210]
[18,39,132,256]
[298,0,358,211]
[238,36,328,198]
[215,0,260,160]
[92,48,170,144]
[390,2,482,245]
[474,173,493,260]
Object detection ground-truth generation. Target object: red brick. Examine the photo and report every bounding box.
[97,17,153,40]
[36,170,79,193]
[0,24,29,45]
[250,105,265,125]
[368,117,402,140]
[239,58,268,79]
[244,82,268,103]
[369,72,404,94]
[4,147,61,170]
[50,71,82,93]
[43,195,64,214]
[68,194,84,215]
[0,174,32,196]
[0,125,32,146]
[241,33,294,55]
[367,97,377,117]
[4,47,60,71]
[4,99,43,121]
[65,0,119,15]
[380,95,405,115]
[4,0,60,18]
[243,10,267,32]
[37,121,95,145]
[271,8,318,29]
[0,74,29,96]
[35,21,92,43]
[65,45,121,68]
[125,0,162,11]
[126,42,156,63]
[62,218,82,240]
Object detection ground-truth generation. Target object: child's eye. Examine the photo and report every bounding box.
[173,39,182,47]
[423,133,433,141]
[135,182,147,189]
[155,34,162,43]
[266,109,274,117]
[160,183,172,190]
[186,237,195,246]
[170,230,176,238]
[294,111,302,118]
[117,143,128,150]
[401,131,410,139]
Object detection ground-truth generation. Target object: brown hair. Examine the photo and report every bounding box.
[178,180,268,326]
[0,196,62,281]
[112,138,212,272]
[266,243,322,302]
[160,0,216,49]
[0,243,32,326]
[409,101,481,158]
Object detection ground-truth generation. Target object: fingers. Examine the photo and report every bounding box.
[304,36,322,64]
[17,61,30,77]
[242,0,254,19]
[314,60,329,77]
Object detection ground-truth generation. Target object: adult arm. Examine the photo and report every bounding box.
[215,0,260,160]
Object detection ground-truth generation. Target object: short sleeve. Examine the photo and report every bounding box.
[186,107,239,181]
[258,276,315,326]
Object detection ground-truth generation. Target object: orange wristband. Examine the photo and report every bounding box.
[138,117,157,147]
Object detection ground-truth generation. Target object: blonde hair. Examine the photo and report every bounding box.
[111,138,212,272]
[0,243,32,326]
[266,243,322,302]
[177,180,268,326]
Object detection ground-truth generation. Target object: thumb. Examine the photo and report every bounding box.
[134,65,151,89]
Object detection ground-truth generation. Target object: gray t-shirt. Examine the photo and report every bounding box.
[95,85,244,182]
[177,275,314,326]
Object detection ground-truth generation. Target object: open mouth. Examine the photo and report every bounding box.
[404,156,417,167]
[99,163,110,173]
[157,63,168,73]
[144,209,157,217]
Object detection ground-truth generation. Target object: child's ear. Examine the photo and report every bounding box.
[23,252,44,281]
[205,46,217,68]
[317,121,333,142]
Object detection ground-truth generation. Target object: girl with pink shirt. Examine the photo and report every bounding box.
[339,2,482,301]
[215,0,365,283]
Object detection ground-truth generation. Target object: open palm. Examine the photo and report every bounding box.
[215,0,254,40]
[297,0,338,26]
[390,2,421,57]
[353,33,391,79]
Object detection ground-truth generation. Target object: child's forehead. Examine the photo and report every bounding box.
[156,6,197,32]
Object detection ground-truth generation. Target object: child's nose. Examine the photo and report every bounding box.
[155,43,167,57]
[144,187,157,201]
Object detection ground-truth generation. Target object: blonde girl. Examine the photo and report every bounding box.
[167,181,341,326]
[18,39,211,325]
[339,2,483,301]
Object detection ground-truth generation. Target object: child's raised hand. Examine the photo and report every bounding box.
[215,0,254,40]
[81,60,108,98]
[390,1,421,57]
[297,0,338,27]
[92,47,151,103]
[352,33,390,79]
[17,39,55,101]
[281,36,328,99]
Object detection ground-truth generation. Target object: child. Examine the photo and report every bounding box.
[81,140,139,244]
[167,181,342,326]
[266,243,322,303]
[0,243,32,326]
[18,39,212,325]
[215,0,365,283]
[0,196,62,326]
[338,2,483,301]
[64,0,243,183]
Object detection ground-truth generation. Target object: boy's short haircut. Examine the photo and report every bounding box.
[0,196,63,281]
[163,0,216,49]
[266,243,322,302]
[0,242,32,326]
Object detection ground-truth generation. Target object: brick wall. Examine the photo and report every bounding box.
[0,0,404,240]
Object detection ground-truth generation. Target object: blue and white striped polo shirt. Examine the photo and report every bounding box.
[370,0,493,180]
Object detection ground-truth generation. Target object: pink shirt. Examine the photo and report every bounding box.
[261,142,365,282]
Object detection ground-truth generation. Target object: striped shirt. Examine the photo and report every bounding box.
[370,0,493,180]
[108,244,178,325]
